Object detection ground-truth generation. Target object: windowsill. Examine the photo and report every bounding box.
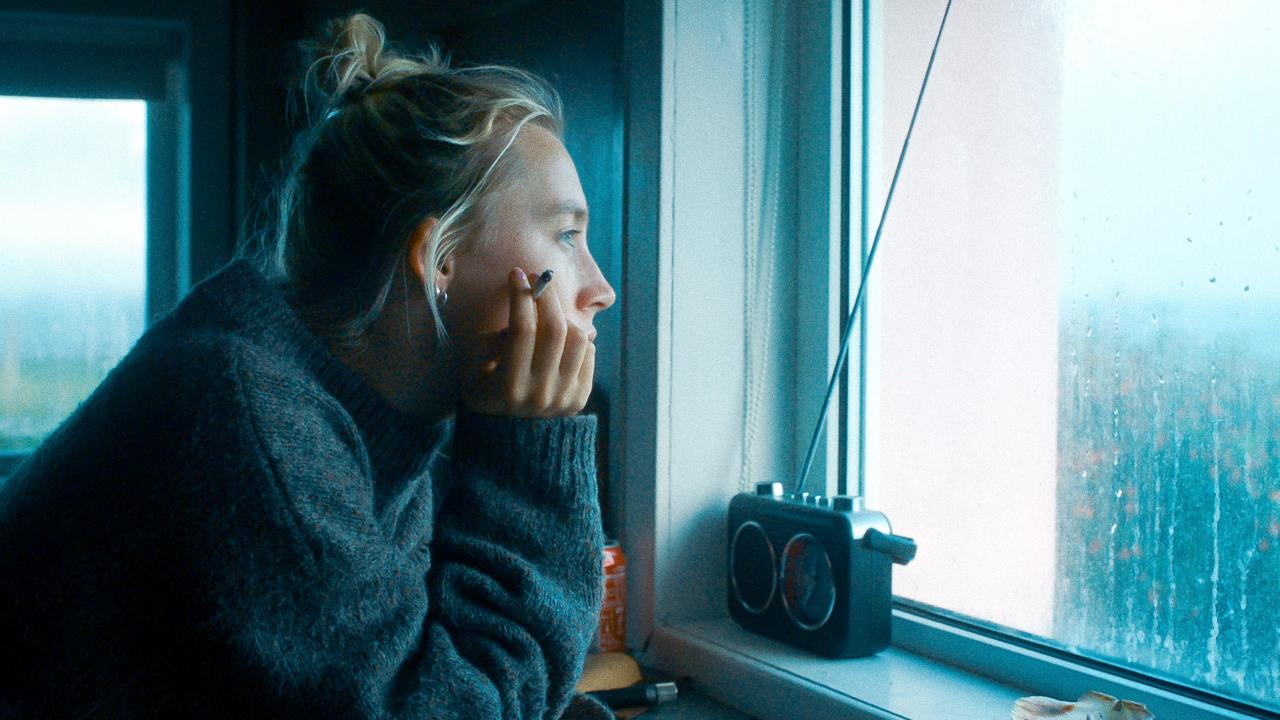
[644,616,1026,719]
[643,614,1263,720]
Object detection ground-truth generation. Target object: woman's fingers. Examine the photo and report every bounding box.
[556,324,591,412]
[465,267,596,417]
[502,268,537,402]
[528,274,568,390]
[557,324,589,387]
[569,341,595,414]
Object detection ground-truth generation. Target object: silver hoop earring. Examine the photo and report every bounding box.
[435,290,448,312]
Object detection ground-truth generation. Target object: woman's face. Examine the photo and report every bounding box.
[443,125,615,343]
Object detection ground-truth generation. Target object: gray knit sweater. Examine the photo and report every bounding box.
[0,260,613,719]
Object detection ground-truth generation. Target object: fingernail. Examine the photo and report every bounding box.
[511,268,529,288]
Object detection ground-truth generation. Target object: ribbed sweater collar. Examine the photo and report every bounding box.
[185,259,450,482]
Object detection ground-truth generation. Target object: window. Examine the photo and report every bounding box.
[0,97,148,456]
[0,12,188,477]
[859,0,1279,713]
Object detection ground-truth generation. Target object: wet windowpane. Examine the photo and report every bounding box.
[863,0,1279,709]
[0,97,147,454]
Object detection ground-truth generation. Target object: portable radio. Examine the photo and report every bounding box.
[727,482,915,657]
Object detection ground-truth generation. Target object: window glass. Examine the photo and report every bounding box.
[0,97,147,454]
[862,0,1279,709]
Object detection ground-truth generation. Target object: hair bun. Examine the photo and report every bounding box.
[311,13,388,109]
[304,13,444,117]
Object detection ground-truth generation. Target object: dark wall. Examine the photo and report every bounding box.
[231,0,308,243]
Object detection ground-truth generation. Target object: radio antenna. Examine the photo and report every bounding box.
[794,0,953,494]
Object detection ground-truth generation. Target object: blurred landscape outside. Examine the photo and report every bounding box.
[866,0,1279,711]
[0,97,147,454]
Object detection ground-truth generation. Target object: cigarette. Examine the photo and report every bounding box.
[530,269,554,300]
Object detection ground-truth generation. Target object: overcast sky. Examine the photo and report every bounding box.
[0,97,146,299]
[1058,0,1279,302]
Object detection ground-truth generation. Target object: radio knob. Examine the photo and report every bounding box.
[831,495,864,513]
[755,482,785,498]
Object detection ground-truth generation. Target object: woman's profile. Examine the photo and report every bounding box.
[0,13,616,719]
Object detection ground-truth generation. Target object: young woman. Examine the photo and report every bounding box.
[0,14,616,720]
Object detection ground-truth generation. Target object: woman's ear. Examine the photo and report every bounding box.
[407,216,440,287]
[435,252,455,295]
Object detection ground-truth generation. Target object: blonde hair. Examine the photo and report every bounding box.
[263,13,563,346]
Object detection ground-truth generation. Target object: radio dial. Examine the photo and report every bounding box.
[831,495,864,513]
[755,481,785,498]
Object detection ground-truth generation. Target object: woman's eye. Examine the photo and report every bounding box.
[558,229,580,247]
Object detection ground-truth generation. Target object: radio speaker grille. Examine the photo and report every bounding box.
[730,521,776,614]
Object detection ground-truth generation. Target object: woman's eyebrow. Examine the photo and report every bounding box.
[544,200,589,221]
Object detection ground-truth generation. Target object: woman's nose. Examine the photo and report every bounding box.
[580,251,616,313]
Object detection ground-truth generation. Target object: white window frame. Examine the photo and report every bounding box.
[618,2,1272,718]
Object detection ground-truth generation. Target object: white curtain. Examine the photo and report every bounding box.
[739,0,800,493]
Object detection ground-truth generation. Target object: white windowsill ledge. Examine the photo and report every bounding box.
[642,615,1265,720]
[644,617,1024,719]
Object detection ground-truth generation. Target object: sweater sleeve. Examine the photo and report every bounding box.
[420,410,606,719]
[170,351,606,720]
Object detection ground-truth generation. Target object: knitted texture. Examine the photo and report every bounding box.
[0,260,611,720]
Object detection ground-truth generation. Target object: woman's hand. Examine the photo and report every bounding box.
[462,268,595,417]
